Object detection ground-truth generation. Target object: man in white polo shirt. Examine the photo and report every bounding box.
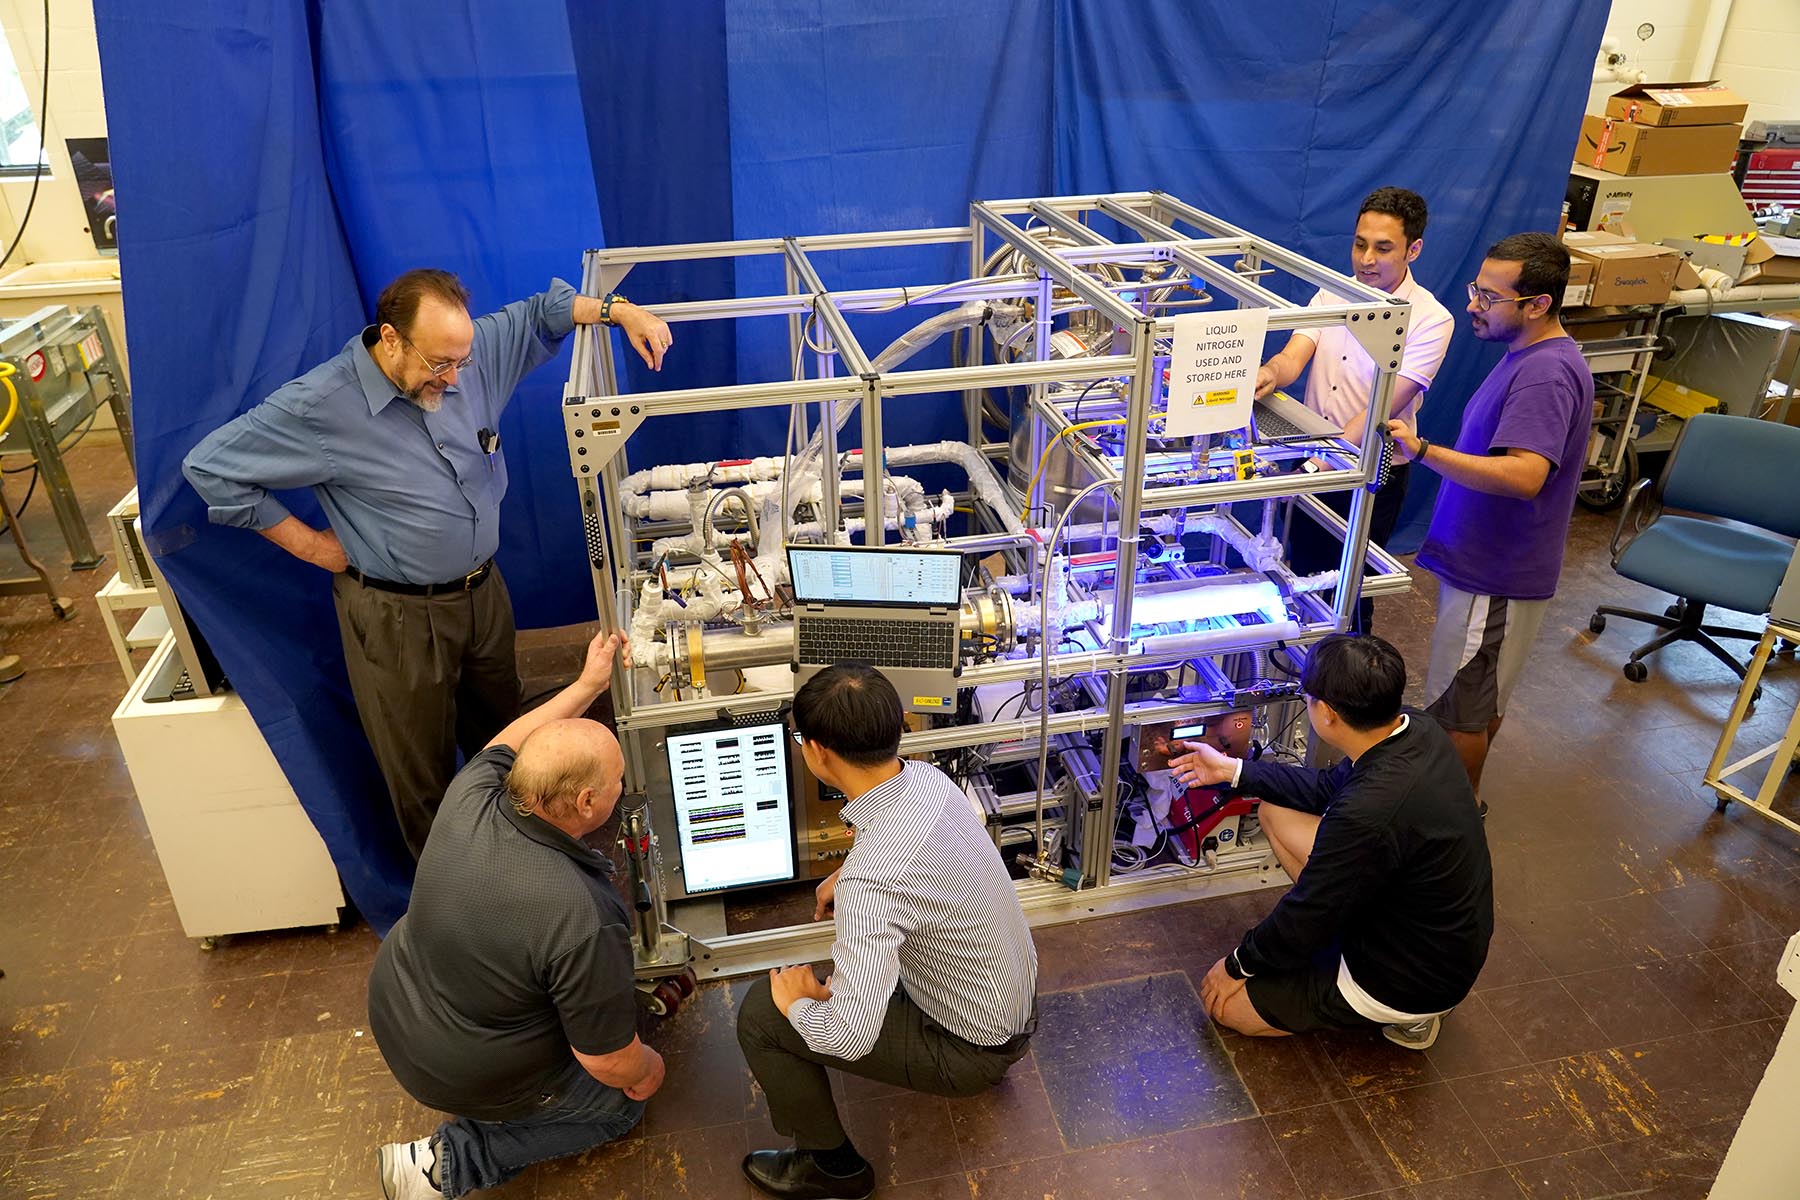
[1256,187,1455,632]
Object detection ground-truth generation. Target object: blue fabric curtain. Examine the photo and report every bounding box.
[568,0,744,458]
[95,0,1602,930]
[719,0,1054,447]
[92,1,411,930]
[93,0,608,931]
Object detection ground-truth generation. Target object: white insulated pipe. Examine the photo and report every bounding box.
[1691,0,1733,81]
[791,301,1020,477]
[1668,283,1800,312]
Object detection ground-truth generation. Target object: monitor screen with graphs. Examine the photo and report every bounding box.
[664,718,798,893]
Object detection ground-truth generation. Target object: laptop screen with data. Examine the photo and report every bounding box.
[787,545,961,608]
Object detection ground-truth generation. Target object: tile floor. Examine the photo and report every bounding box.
[1,436,1797,1199]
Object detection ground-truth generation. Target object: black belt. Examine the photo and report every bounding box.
[992,1028,1034,1055]
[974,998,1039,1056]
[344,559,494,596]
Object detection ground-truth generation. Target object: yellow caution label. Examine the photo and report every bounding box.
[912,696,948,708]
[1203,387,1238,406]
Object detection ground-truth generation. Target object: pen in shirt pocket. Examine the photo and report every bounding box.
[477,426,500,472]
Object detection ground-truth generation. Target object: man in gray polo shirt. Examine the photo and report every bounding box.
[368,631,661,1200]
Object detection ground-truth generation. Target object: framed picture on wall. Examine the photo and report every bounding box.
[65,137,116,254]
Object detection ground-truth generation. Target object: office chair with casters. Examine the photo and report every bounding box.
[1588,413,1800,691]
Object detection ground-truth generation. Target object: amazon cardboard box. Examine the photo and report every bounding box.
[1577,115,1741,177]
[1604,81,1749,129]
[1563,232,1682,306]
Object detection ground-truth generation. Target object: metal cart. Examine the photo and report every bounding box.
[1565,305,1665,512]
[0,304,134,568]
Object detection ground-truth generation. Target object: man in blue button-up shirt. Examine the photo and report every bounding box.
[183,269,671,856]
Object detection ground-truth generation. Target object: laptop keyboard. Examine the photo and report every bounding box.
[797,617,958,669]
[1253,403,1306,439]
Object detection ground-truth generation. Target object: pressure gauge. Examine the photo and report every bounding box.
[1637,22,1655,42]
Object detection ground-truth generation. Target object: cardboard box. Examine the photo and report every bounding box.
[1562,258,1596,308]
[1738,234,1800,284]
[1604,81,1749,129]
[1562,231,1634,251]
[1564,234,1682,306]
[1578,116,1741,177]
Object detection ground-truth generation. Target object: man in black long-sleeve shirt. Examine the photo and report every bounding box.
[1169,634,1492,1049]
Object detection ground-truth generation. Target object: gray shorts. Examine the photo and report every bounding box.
[1424,583,1549,732]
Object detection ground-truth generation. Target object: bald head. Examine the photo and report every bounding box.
[505,718,625,836]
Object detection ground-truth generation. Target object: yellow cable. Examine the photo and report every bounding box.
[1021,419,1126,518]
[0,361,17,439]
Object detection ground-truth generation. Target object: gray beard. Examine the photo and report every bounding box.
[407,389,445,413]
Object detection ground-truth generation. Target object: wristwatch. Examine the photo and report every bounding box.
[1224,949,1249,980]
[1415,436,1432,464]
[600,293,628,326]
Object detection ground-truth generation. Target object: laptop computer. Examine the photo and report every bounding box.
[1251,391,1343,443]
[787,544,962,714]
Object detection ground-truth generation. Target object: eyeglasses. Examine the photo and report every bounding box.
[790,729,805,746]
[398,332,474,378]
[1466,282,1546,312]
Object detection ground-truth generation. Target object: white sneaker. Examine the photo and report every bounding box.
[377,1136,440,1199]
[1382,1014,1442,1051]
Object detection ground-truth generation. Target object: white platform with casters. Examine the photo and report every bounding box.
[95,571,166,685]
[1710,932,1800,1198]
[112,632,345,941]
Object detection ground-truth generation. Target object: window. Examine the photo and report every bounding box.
[0,26,47,177]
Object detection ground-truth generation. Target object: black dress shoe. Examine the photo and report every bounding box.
[742,1148,874,1200]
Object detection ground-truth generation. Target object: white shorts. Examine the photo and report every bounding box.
[1424,583,1549,733]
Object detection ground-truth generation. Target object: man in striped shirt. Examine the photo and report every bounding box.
[737,664,1038,1200]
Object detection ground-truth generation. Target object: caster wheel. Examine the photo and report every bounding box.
[640,986,671,1017]
[199,936,219,952]
[1623,661,1649,683]
[51,599,74,620]
[652,981,683,1015]
[672,970,696,998]
[1751,685,1763,704]
[1588,613,1607,635]
[1715,792,1731,813]
[1664,603,1685,620]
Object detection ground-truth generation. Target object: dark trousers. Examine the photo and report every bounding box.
[434,1060,644,1199]
[736,976,1030,1150]
[1287,463,1410,635]
[330,567,522,858]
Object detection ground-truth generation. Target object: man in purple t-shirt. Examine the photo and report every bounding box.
[1385,233,1593,808]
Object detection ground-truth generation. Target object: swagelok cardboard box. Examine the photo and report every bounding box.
[1562,231,1683,306]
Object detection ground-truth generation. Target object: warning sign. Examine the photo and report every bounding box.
[1165,309,1267,437]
